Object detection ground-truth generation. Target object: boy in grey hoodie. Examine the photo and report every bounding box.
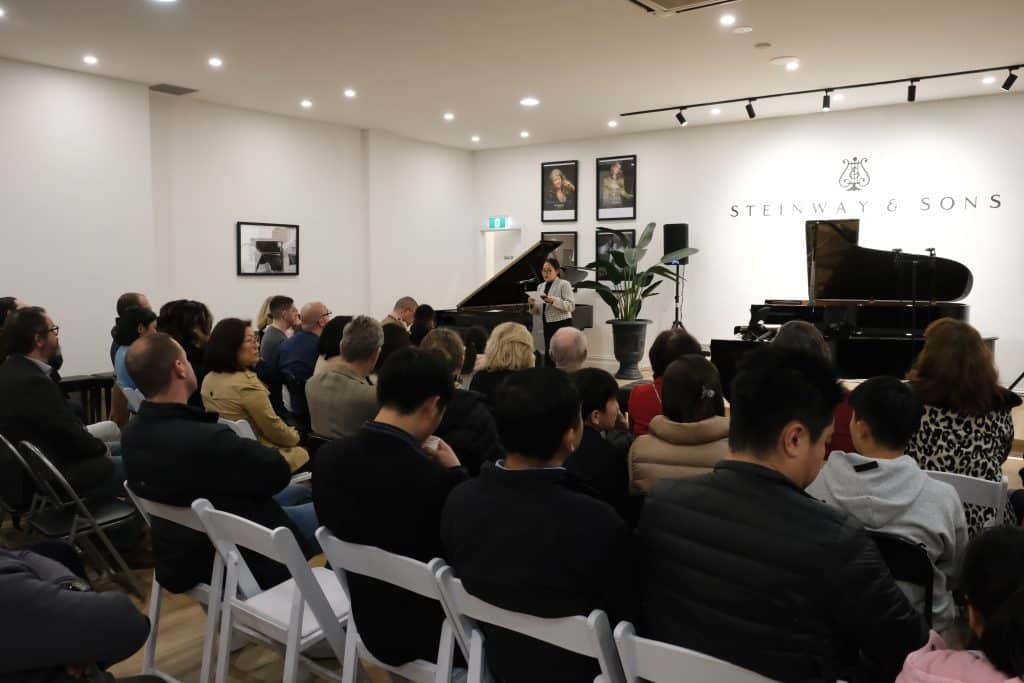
[806,376,967,632]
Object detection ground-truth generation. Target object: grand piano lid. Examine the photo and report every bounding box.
[457,240,563,310]
[806,219,973,302]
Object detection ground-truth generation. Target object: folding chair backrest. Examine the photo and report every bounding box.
[0,432,35,511]
[124,481,206,533]
[868,531,934,627]
[120,385,145,413]
[218,418,257,440]
[19,441,86,506]
[613,622,776,683]
[926,471,1009,523]
[435,565,624,682]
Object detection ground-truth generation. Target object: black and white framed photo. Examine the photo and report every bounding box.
[596,155,637,220]
[236,222,299,276]
[595,228,635,286]
[541,231,579,269]
[541,160,578,222]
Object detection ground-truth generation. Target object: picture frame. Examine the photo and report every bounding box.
[236,221,300,276]
[596,155,637,220]
[541,231,579,269]
[541,160,579,223]
[595,228,636,287]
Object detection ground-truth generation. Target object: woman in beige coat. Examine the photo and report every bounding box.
[201,318,309,472]
[628,354,729,493]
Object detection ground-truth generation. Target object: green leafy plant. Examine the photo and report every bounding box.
[577,222,679,321]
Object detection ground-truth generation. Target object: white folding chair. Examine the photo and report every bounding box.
[435,565,624,683]
[613,622,776,683]
[926,471,1010,525]
[218,417,312,485]
[120,384,145,414]
[315,527,465,683]
[192,498,349,683]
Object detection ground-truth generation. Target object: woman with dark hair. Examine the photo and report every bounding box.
[313,315,352,377]
[0,297,21,327]
[200,318,309,472]
[904,318,1020,534]
[897,526,1024,682]
[112,306,158,390]
[628,355,729,493]
[460,325,489,385]
[409,305,436,346]
[158,299,214,405]
[528,257,575,365]
[374,323,412,373]
[627,327,702,436]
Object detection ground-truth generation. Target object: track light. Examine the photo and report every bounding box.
[675,108,688,126]
[745,100,756,119]
[822,90,831,112]
[907,80,918,102]
[1003,69,1018,91]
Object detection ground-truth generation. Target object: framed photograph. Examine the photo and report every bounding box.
[541,231,579,269]
[595,228,635,287]
[236,222,299,276]
[596,155,637,220]
[541,160,578,222]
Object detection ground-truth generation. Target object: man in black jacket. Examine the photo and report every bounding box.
[121,332,312,593]
[636,346,927,683]
[442,368,633,683]
[313,347,466,667]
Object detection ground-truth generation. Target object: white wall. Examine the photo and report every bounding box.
[0,59,156,375]
[473,94,1024,381]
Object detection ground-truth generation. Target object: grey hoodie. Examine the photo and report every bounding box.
[806,451,968,631]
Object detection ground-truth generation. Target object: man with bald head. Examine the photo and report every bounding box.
[549,326,588,373]
[277,301,330,384]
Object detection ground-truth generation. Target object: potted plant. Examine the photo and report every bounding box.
[577,223,679,379]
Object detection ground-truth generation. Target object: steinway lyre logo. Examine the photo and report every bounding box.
[839,156,870,191]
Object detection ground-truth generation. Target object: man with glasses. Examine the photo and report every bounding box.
[277,301,330,385]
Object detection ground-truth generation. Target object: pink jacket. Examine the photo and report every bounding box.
[896,632,1018,683]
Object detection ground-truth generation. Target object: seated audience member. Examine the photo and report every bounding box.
[113,306,158,390]
[627,327,701,436]
[374,321,412,373]
[258,295,298,365]
[636,346,927,683]
[0,296,22,327]
[0,545,154,683]
[566,368,636,522]
[421,328,503,475]
[897,526,1024,683]
[201,318,308,472]
[110,291,152,365]
[313,348,465,667]
[628,355,729,494]
[442,368,632,682]
[277,301,329,384]
[383,296,417,330]
[469,322,535,410]
[807,376,967,631]
[409,304,436,346]
[123,333,317,592]
[548,326,588,373]
[459,325,489,385]
[157,299,213,406]
[312,314,352,377]
[306,316,382,439]
[0,307,124,501]
[773,319,855,452]
[904,317,1020,535]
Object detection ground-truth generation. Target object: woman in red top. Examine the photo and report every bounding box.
[628,328,702,436]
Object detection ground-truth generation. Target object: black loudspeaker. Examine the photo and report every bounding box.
[664,223,689,265]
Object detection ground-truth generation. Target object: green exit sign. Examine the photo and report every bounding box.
[488,216,511,229]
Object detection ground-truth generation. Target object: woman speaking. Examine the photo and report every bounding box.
[529,257,576,363]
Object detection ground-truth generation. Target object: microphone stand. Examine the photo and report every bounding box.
[809,224,818,312]
[671,263,685,330]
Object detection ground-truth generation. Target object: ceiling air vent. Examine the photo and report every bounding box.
[626,0,739,15]
[149,83,197,96]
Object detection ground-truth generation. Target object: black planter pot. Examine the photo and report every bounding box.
[609,319,651,380]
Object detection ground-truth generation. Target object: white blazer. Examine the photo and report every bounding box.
[532,277,575,324]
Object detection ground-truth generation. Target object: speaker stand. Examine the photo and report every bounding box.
[671,263,686,330]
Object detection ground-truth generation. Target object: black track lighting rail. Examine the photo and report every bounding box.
[620,63,1022,118]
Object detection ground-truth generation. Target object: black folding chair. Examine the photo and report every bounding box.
[0,433,33,529]
[15,440,143,596]
[869,530,934,627]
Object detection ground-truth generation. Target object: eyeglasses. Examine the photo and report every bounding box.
[320,310,332,319]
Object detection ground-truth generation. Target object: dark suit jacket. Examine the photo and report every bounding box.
[565,425,640,525]
[435,388,503,476]
[0,354,111,504]
[313,421,467,666]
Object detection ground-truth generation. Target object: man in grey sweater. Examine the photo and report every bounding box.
[807,376,968,631]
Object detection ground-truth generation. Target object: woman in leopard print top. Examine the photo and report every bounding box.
[904,318,1021,535]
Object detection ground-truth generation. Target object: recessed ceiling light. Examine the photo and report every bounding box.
[607,120,618,128]
[82,54,98,66]
[710,107,721,115]
[771,56,800,71]
[519,130,530,139]
[208,56,223,68]
[443,112,455,121]
[519,97,540,107]
[343,88,357,98]
[300,99,313,109]
[732,26,753,34]
[786,60,800,71]
[152,0,178,3]
[0,7,6,18]
[471,135,481,143]
[982,75,996,85]
[719,14,736,26]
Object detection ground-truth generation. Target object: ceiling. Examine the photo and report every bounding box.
[0,0,1021,149]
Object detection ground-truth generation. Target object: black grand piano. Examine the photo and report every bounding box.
[711,219,980,394]
[436,239,594,335]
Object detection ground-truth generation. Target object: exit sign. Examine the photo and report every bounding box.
[488,216,511,229]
